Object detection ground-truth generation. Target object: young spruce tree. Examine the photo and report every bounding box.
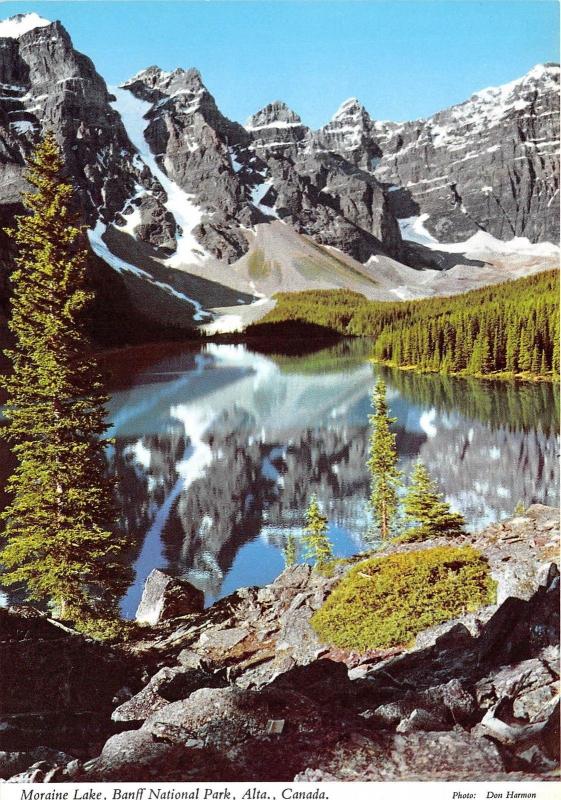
[283,533,298,568]
[404,460,465,539]
[0,132,128,635]
[303,495,333,568]
[367,379,402,539]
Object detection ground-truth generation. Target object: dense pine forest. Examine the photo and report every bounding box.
[250,271,560,381]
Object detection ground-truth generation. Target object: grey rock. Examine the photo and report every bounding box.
[368,679,475,731]
[112,664,228,723]
[475,647,560,721]
[471,695,558,770]
[294,730,504,780]
[374,64,559,244]
[142,684,323,750]
[424,678,477,725]
[112,666,176,723]
[177,648,203,669]
[276,595,327,666]
[396,708,448,733]
[0,748,73,780]
[413,606,497,650]
[198,627,248,651]
[84,730,180,781]
[135,568,204,625]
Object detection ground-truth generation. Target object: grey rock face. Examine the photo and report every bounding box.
[314,97,382,171]
[246,101,308,148]
[112,665,227,723]
[135,568,204,625]
[294,730,505,781]
[0,20,141,221]
[244,99,403,262]
[122,66,263,262]
[374,63,560,243]
[0,13,179,288]
[475,646,560,722]
[120,68,403,265]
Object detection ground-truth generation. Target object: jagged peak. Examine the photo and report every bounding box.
[123,65,206,99]
[470,62,560,105]
[331,97,365,120]
[125,65,166,82]
[528,62,560,78]
[246,101,303,131]
[123,65,175,88]
[0,12,51,39]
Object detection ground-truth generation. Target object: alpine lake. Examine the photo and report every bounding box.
[0,338,558,615]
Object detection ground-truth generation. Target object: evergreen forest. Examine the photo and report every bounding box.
[250,271,560,382]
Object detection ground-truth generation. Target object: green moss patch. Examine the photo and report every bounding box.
[311,545,496,652]
[247,248,270,279]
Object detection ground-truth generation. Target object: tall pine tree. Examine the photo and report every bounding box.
[0,133,128,635]
[367,379,402,539]
[302,495,333,568]
[404,460,465,539]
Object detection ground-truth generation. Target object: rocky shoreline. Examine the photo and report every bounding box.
[1,504,559,782]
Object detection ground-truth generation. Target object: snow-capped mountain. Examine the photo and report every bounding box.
[0,13,559,339]
[375,63,560,245]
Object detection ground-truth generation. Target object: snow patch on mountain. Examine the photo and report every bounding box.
[400,214,560,258]
[88,221,211,320]
[251,181,279,219]
[398,215,439,246]
[111,86,210,266]
[245,120,303,132]
[0,13,50,39]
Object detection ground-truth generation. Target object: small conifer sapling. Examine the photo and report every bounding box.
[303,495,333,568]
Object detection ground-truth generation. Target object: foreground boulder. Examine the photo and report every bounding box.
[135,569,204,625]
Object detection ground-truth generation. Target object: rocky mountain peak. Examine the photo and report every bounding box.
[314,95,381,170]
[456,61,560,128]
[331,96,367,122]
[375,62,560,244]
[246,100,304,130]
[123,65,205,104]
[471,62,559,101]
[0,15,144,220]
[245,101,308,154]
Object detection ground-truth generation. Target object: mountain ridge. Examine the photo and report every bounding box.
[0,13,558,338]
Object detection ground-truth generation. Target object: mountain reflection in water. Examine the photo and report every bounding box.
[100,340,559,617]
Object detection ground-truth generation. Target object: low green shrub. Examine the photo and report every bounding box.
[310,545,496,652]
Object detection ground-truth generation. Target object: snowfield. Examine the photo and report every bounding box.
[399,214,560,259]
[110,86,210,267]
[0,13,50,38]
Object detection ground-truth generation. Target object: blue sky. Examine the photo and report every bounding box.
[1,1,559,127]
